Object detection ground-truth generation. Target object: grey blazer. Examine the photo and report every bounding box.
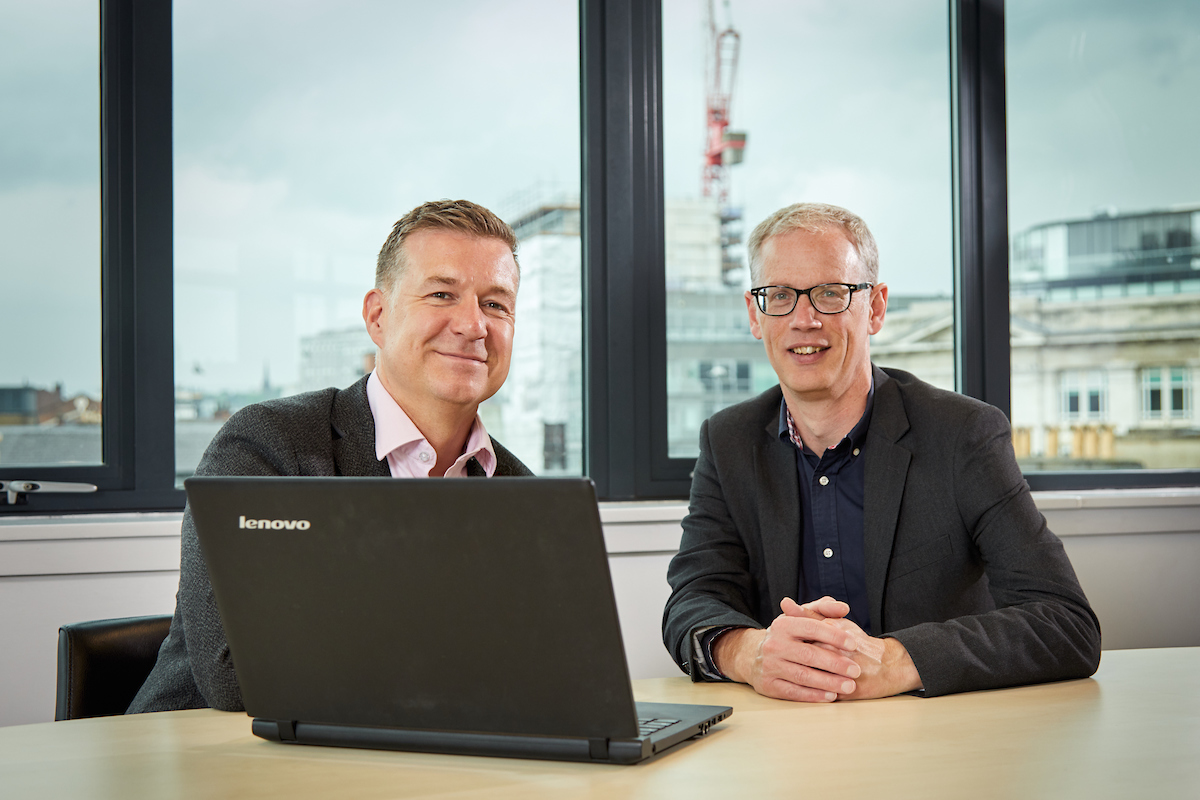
[128,376,532,713]
[663,365,1101,697]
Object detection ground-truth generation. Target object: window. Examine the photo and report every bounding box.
[0,2,102,468]
[4,0,1199,516]
[1,0,176,514]
[1007,0,1200,473]
[660,0,955,459]
[171,0,582,482]
[1061,371,1106,422]
[1143,367,1192,421]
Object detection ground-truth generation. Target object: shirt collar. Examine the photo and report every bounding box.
[777,379,876,456]
[365,370,497,476]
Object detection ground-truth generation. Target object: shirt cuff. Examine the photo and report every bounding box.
[691,625,741,682]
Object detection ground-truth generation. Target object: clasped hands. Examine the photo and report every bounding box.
[711,596,922,702]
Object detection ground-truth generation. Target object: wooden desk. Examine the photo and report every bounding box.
[3,648,1198,799]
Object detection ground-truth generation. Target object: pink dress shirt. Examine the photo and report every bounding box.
[365,370,497,478]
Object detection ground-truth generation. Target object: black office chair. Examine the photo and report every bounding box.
[55,615,172,721]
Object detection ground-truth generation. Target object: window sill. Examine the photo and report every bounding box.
[2,487,1198,574]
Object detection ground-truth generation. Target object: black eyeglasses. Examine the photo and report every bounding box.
[749,283,873,316]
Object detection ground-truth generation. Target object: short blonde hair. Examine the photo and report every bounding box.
[375,199,519,291]
[746,202,879,285]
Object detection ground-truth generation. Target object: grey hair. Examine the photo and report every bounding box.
[746,202,879,285]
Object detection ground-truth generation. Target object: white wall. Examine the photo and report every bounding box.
[2,491,1198,728]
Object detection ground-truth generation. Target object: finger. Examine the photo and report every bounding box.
[780,597,823,618]
[757,646,858,697]
[781,596,850,621]
[772,614,860,653]
[824,618,886,662]
[781,596,827,619]
[804,596,851,620]
[769,658,859,696]
[759,677,840,704]
[762,632,862,680]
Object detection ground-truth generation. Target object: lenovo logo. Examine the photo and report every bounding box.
[238,516,311,530]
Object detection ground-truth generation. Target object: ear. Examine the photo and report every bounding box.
[745,291,763,340]
[362,288,388,348]
[867,283,888,336]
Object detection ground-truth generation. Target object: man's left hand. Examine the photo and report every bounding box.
[781,597,923,700]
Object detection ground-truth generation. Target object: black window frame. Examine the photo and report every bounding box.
[2,0,1197,517]
[0,0,179,514]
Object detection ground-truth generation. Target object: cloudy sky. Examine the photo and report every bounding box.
[2,0,1197,398]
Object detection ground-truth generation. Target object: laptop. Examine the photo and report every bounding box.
[185,476,731,764]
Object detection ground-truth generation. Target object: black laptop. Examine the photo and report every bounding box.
[185,476,730,764]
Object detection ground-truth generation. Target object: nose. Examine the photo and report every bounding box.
[788,294,823,329]
[450,297,488,339]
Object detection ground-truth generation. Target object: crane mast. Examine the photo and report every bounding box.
[702,0,746,280]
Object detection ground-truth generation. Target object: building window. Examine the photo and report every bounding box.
[543,423,567,472]
[1061,371,1106,422]
[1143,367,1192,420]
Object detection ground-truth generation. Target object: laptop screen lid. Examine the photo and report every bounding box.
[186,476,641,740]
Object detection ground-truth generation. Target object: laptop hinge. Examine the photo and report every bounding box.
[587,738,609,760]
[277,720,298,741]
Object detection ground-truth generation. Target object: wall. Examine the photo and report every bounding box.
[2,490,1198,728]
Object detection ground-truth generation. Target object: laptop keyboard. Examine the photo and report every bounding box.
[637,717,681,737]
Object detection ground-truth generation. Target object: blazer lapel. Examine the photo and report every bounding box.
[862,367,911,636]
[755,413,802,612]
[331,376,390,477]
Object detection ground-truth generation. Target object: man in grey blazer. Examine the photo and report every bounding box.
[130,200,533,713]
[663,203,1100,702]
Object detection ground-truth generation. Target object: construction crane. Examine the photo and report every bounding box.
[701,0,746,280]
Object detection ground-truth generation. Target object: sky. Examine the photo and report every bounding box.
[2,0,1198,398]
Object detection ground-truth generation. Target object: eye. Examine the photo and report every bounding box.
[483,300,513,315]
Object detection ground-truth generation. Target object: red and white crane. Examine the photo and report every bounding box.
[701,0,746,278]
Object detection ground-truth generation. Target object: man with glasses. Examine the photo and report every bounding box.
[663,202,1100,701]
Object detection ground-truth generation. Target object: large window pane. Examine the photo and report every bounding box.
[662,0,954,458]
[0,1,102,468]
[173,1,581,481]
[1008,0,1200,471]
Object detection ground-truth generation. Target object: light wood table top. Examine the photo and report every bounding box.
[3,647,1198,799]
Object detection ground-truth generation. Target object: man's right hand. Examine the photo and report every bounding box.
[710,597,863,702]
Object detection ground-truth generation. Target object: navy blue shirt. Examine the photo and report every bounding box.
[693,387,876,680]
[779,387,873,630]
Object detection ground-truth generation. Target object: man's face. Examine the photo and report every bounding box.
[363,228,518,417]
[745,226,887,407]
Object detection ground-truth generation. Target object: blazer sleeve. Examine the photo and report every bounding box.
[663,417,768,677]
[886,401,1102,696]
[178,402,330,711]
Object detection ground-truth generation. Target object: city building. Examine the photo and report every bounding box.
[875,206,1200,470]
[484,196,584,475]
[0,385,103,467]
[296,328,376,395]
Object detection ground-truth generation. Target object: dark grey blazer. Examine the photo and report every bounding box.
[128,376,532,713]
[663,365,1101,697]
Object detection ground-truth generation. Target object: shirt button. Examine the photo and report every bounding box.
[852,448,860,456]
[418,452,431,463]
[823,547,834,558]
[818,475,829,486]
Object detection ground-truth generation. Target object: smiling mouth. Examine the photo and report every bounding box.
[790,346,826,355]
[440,352,487,364]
